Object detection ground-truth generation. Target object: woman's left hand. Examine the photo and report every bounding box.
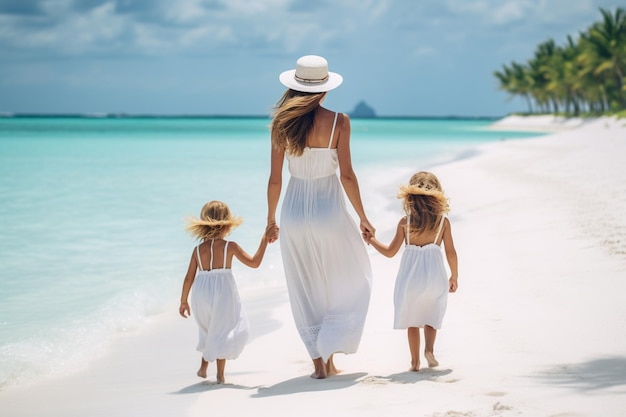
[267,221,280,243]
[360,219,375,237]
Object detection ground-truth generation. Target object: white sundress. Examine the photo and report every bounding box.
[393,215,449,329]
[280,112,372,361]
[190,240,249,362]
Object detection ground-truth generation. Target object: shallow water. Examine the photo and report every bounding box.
[0,116,542,389]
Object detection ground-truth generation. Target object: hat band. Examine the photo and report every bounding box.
[294,74,329,84]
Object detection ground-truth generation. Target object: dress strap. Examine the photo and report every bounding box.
[222,241,229,269]
[433,215,446,244]
[405,215,410,245]
[209,239,214,270]
[196,245,204,270]
[328,112,338,149]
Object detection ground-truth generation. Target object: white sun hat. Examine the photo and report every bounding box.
[279,55,343,93]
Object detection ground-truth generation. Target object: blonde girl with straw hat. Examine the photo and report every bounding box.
[179,200,277,383]
[363,172,458,371]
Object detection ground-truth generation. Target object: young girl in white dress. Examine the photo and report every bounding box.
[179,200,276,383]
[363,172,458,371]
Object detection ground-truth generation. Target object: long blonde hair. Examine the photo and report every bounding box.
[185,200,243,241]
[271,89,326,156]
[397,171,449,234]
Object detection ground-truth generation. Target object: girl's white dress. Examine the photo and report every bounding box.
[394,215,449,329]
[190,240,249,361]
[280,112,372,361]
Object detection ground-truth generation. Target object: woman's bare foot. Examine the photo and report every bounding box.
[311,358,328,379]
[424,351,439,367]
[197,358,208,378]
[326,355,341,376]
[216,359,226,384]
[410,358,420,372]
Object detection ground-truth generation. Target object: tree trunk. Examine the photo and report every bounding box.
[615,64,625,107]
[573,97,580,116]
[524,94,533,113]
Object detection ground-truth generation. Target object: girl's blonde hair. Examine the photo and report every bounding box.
[397,171,449,234]
[186,200,243,240]
[271,89,326,156]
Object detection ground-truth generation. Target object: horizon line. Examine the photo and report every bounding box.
[0,112,502,120]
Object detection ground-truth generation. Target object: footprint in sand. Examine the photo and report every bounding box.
[484,391,507,397]
[431,411,475,417]
[359,376,391,385]
[492,402,513,412]
[431,402,514,417]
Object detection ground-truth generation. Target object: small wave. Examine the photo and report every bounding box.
[0,286,170,391]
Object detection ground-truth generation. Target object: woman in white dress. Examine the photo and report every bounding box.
[266,55,374,379]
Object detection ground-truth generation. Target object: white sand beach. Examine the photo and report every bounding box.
[1,115,625,417]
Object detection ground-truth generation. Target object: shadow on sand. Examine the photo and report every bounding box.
[534,355,626,392]
[174,368,455,397]
[383,368,453,384]
[173,380,260,394]
[251,372,368,398]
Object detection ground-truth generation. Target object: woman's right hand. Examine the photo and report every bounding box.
[360,219,375,238]
[361,229,375,243]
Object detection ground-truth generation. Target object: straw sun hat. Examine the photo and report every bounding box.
[279,55,343,93]
[397,184,446,199]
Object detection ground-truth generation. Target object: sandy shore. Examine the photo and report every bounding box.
[487,114,589,131]
[1,115,625,417]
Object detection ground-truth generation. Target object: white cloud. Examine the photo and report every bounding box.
[441,0,608,27]
[132,24,172,53]
[0,0,622,60]
[491,1,531,25]
[163,1,209,24]
[224,0,291,16]
[0,2,131,54]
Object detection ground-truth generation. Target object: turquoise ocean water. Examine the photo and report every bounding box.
[0,116,542,389]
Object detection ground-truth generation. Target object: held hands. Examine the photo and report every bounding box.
[361,229,375,244]
[360,219,375,244]
[266,221,280,243]
[179,302,190,318]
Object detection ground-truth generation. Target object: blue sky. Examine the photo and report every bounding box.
[0,0,623,117]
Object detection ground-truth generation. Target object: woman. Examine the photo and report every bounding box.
[267,55,373,379]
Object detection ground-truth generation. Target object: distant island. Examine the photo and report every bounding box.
[349,101,376,118]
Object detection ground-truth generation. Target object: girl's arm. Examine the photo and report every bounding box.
[363,218,405,258]
[231,224,275,268]
[179,250,198,318]
[441,218,459,292]
[267,139,284,243]
[336,113,375,236]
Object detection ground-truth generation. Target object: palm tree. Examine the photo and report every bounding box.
[579,7,626,109]
[494,7,626,114]
[494,62,534,113]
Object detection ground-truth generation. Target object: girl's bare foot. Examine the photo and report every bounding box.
[424,351,439,367]
[216,373,225,384]
[410,359,420,372]
[311,358,328,379]
[197,358,208,378]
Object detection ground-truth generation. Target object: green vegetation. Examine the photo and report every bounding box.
[494,7,626,116]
